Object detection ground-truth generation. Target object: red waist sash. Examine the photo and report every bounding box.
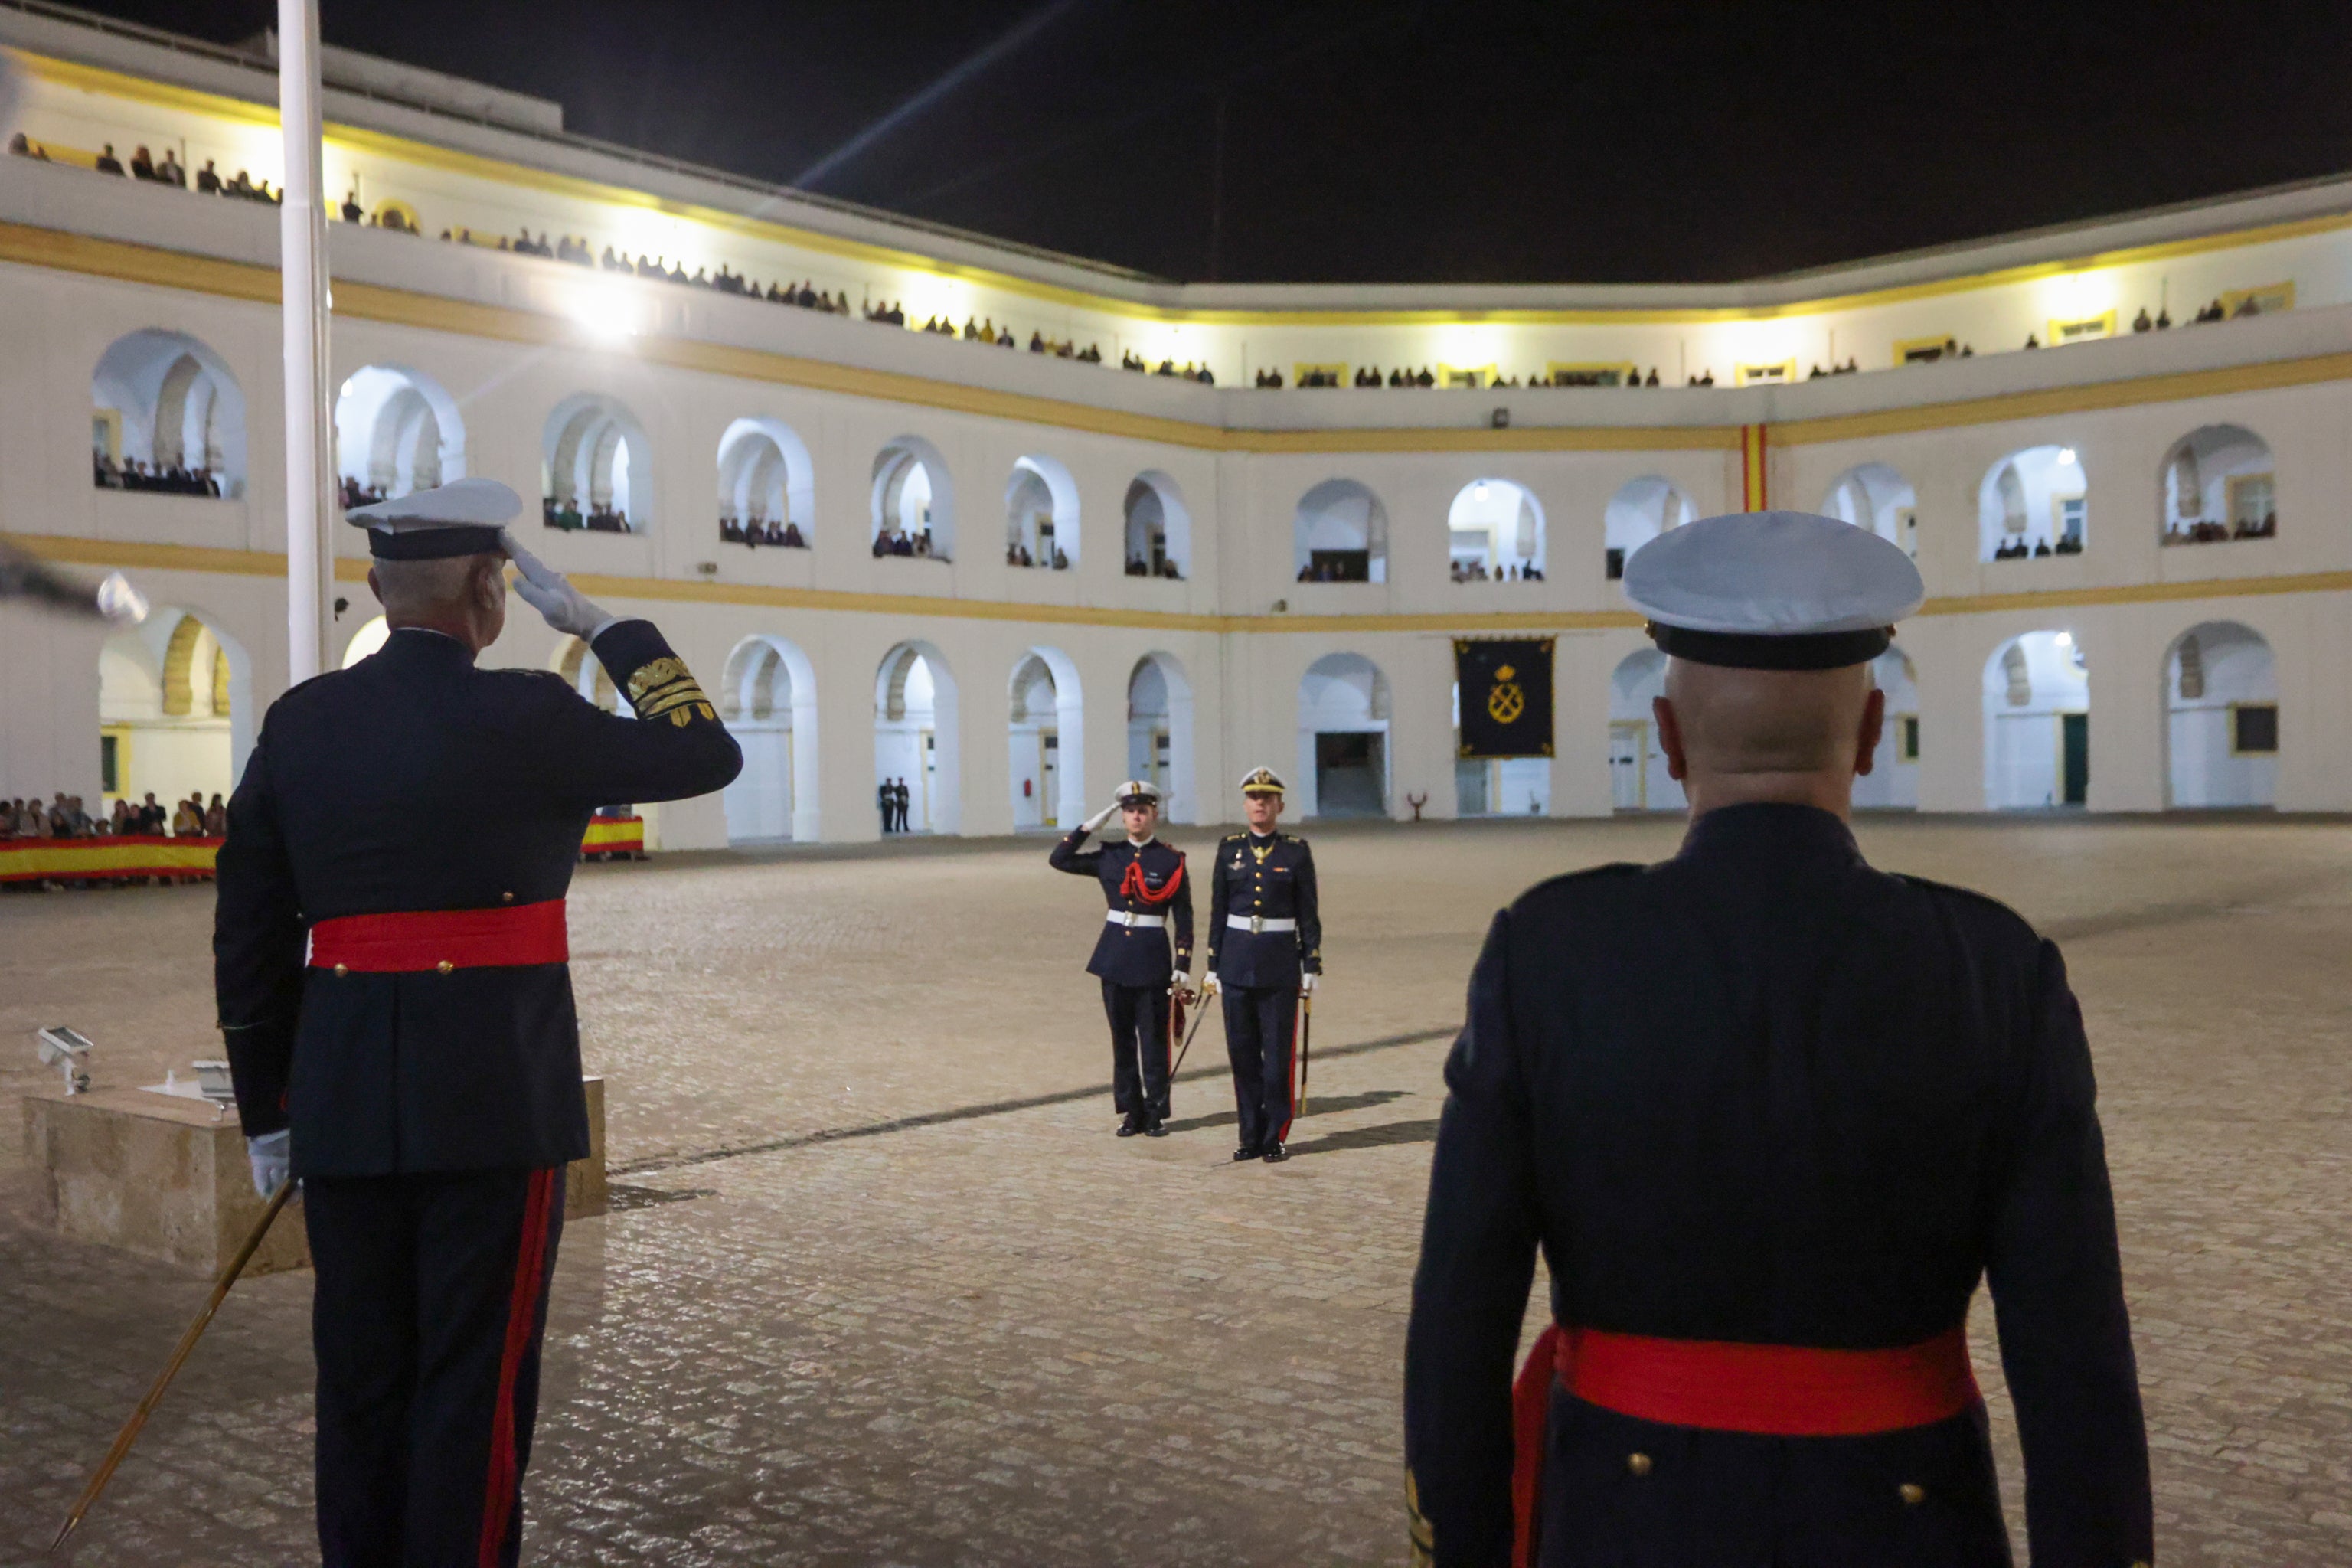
[309,900,569,972]
[1510,1322,1979,1568]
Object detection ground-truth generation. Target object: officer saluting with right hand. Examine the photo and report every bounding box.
[214,479,742,1567]
[1403,512,2151,1568]
[1204,767,1321,1163]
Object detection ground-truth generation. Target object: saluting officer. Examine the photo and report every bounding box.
[214,479,743,1568]
[1203,767,1321,1163]
[1048,779,1193,1136]
[1403,512,2151,1568]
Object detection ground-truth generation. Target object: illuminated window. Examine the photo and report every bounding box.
[2050,312,2116,344]
[1734,361,1795,386]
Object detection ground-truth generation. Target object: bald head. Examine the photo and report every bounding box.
[365,552,507,655]
[1654,657,1884,819]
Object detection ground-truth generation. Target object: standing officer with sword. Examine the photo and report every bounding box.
[211,479,741,1567]
[1203,767,1321,1163]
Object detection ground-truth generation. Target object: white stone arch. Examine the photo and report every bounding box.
[98,604,255,805]
[1293,479,1389,583]
[542,394,652,531]
[1123,472,1191,580]
[1854,645,1921,810]
[719,633,821,842]
[1821,463,1918,555]
[1005,454,1080,570]
[1603,476,1694,580]
[339,613,391,668]
[1126,652,1197,823]
[334,364,466,505]
[1983,630,2090,808]
[1978,445,2088,561]
[2158,425,2275,545]
[716,416,815,542]
[91,329,248,497]
[1446,478,1547,581]
[871,436,956,560]
[1297,652,1392,818]
[1606,648,1684,812]
[550,635,619,711]
[2164,621,2276,808]
[875,641,960,833]
[1008,645,1085,829]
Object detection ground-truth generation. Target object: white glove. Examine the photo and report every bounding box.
[1080,802,1119,835]
[1200,972,1221,998]
[1300,972,1319,995]
[501,531,619,642]
[247,1129,290,1198]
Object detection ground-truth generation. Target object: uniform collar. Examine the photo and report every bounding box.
[1246,828,1278,841]
[1125,834,1157,849]
[382,626,476,662]
[1677,802,1860,864]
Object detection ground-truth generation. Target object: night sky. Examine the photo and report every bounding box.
[65,0,2352,284]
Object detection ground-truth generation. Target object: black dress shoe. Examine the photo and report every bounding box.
[1261,1142,1289,1163]
[1233,1144,1259,1162]
[1144,1117,1169,1138]
[1117,1112,1144,1137]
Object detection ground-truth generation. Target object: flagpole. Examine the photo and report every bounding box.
[279,0,333,683]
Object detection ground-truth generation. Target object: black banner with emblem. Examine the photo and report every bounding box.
[1455,638,1554,758]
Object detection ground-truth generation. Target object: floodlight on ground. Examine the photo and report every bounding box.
[36,1026,93,1094]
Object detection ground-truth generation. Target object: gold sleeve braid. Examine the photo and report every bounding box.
[625,656,718,727]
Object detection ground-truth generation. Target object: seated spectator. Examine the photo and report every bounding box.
[96,143,126,176]
[173,795,203,835]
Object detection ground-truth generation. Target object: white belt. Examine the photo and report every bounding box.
[1106,911,1166,929]
[1227,915,1297,934]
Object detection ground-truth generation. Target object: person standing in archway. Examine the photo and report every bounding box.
[1203,767,1321,1162]
[1403,511,2149,1568]
[1049,779,1193,1137]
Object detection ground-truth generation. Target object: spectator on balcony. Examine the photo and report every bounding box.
[95,143,126,176]
[340,191,364,222]
[195,158,221,193]
[8,132,50,161]
[129,145,158,180]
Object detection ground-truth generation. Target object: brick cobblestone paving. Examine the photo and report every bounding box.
[2,818,2347,1564]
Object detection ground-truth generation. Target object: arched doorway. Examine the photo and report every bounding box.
[1854,647,1921,809]
[334,364,465,508]
[542,394,650,531]
[1821,463,1918,557]
[1292,480,1388,583]
[876,642,959,834]
[872,437,955,560]
[2159,426,2275,546]
[1979,446,2087,561]
[1297,652,1391,817]
[1005,455,1078,570]
[1984,631,2089,808]
[720,635,821,841]
[2164,622,2275,808]
[1009,648,1084,830]
[717,417,815,549]
[1127,653,1197,822]
[91,330,247,498]
[1446,478,1546,583]
[1123,473,1191,580]
[1603,477,1694,580]
[98,606,253,808]
[1606,648,1684,812]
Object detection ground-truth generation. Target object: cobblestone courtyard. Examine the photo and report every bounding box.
[2,817,2348,1566]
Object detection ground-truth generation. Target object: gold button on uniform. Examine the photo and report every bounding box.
[1898,1483,1926,1506]
[501,890,514,903]
[1625,1452,1652,1477]
[332,963,348,978]
[436,959,454,975]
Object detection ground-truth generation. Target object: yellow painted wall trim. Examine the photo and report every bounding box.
[1914,569,2352,616]
[19,46,2352,331]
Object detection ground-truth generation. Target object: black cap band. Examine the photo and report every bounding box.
[367,525,505,561]
[1649,622,1892,670]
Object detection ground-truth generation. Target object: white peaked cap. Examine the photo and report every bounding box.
[1621,510,1925,669]
[347,478,523,558]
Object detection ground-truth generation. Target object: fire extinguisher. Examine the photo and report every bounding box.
[1023,779,1033,797]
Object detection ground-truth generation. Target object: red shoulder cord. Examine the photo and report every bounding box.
[1118,854,1186,906]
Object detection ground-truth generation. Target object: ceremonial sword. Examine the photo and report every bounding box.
[51,1178,295,1554]
[0,537,148,625]
[1170,986,1215,1076]
[1295,991,1314,1119]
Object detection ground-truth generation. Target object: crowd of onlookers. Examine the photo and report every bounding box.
[340,476,390,511]
[1450,559,1545,582]
[6,791,224,839]
[872,529,942,560]
[1123,351,1214,382]
[720,514,808,548]
[15,132,289,203]
[2164,511,2277,545]
[1126,554,1183,579]
[93,452,224,495]
[542,497,632,532]
[1006,541,1070,569]
[1990,535,2086,560]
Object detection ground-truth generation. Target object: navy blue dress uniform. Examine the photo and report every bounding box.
[1403,513,2151,1568]
[1207,767,1321,1161]
[1047,779,1193,1135]
[214,479,742,1568]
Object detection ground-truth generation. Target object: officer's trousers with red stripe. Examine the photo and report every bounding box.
[1220,983,1297,1151]
[305,1167,564,1568]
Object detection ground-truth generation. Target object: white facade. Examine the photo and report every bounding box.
[0,11,2344,842]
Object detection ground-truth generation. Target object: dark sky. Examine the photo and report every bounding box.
[68,0,2352,284]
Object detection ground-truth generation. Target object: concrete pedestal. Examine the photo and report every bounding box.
[23,1076,608,1276]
